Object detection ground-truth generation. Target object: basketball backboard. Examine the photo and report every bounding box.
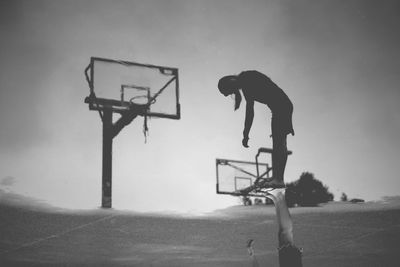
[216,148,292,197]
[216,158,271,197]
[84,57,180,119]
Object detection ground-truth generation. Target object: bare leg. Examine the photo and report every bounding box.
[267,189,302,267]
[266,189,293,246]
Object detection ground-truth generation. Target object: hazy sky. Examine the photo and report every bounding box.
[1,0,399,213]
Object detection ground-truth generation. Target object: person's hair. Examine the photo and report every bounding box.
[234,91,241,110]
[218,75,241,110]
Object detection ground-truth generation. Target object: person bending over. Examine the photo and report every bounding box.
[218,71,294,188]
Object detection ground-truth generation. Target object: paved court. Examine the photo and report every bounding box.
[1,202,400,266]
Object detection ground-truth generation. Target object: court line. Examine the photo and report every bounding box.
[1,214,117,255]
[328,223,400,250]
[302,223,400,258]
[295,222,383,231]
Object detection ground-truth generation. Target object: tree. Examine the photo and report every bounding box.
[285,172,334,207]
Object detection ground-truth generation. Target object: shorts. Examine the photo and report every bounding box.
[271,105,294,137]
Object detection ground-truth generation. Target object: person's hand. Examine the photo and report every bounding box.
[242,137,249,148]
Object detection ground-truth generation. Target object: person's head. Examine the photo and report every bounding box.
[218,75,239,96]
[218,75,242,110]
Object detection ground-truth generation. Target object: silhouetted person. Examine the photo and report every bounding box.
[218,71,301,266]
[218,71,294,188]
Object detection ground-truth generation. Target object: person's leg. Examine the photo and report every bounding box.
[270,111,289,184]
[272,133,288,183]
[266,189,293,246]
[269,109,301,266]
[267,189,302,267]
[271,133,288,185]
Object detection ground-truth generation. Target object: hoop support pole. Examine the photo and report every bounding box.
[102,109,113,208]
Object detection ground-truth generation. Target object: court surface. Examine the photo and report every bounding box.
[1,198,400,266]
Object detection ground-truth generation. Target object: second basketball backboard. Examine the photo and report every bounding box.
[216,158,270,197]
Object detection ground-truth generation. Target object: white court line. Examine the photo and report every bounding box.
[1,214,117,255]
[295,223,383,231]
[302,223,400,258]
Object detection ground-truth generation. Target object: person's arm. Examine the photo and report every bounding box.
[242,98,254,147]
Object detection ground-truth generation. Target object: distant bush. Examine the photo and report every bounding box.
[285,172,334,207]
[242,196,252,206]
[254,198,264,205]
[350,198,365,203]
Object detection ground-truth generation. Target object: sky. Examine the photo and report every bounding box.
[1,0,400,213]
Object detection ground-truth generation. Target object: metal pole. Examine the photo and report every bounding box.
[102,109,113,208]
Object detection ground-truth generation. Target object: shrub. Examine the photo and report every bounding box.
[285,172,334,207]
